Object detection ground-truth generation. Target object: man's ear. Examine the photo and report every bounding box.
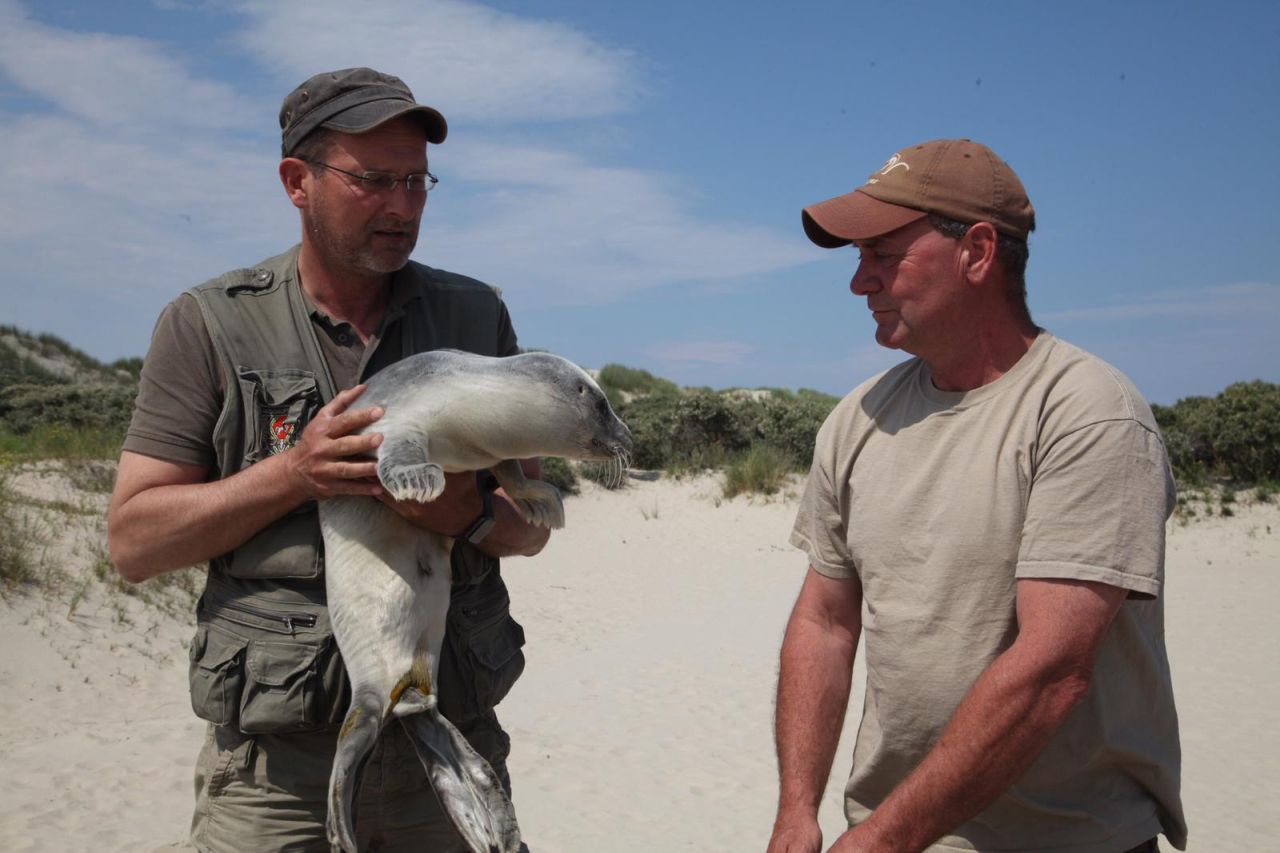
[961,222,1000,285]
[279,158,310,210]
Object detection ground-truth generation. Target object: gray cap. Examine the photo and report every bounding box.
[279,67,447,156]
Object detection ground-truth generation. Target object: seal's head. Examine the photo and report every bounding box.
[510,353,633,467]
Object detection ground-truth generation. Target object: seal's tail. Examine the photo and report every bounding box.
[326,691,385,853]
[399,700,523,853]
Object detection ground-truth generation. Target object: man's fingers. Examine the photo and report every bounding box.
[330,407,384,436]
[325,383,368,413]
[325,433,383,458]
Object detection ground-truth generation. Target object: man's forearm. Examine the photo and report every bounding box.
[477,490,551,557]
[774,595,859,818]
[109,452,308,581]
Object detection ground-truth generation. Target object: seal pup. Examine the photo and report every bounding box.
[319,349,632,853]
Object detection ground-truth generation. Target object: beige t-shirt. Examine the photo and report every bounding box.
[791,333,1186,852]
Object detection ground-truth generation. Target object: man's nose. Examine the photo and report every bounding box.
[850,260,876,296]
[383,183,425,217]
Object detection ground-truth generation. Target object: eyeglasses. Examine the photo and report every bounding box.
[302,159,439,193]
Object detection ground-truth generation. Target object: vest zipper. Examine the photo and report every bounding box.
[214,599,319,636]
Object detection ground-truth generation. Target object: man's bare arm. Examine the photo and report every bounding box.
[830,578,1128,853]
[768,567,863,853]
[108,386,384,582]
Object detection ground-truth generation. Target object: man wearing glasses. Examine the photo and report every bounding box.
[108,68,545,851]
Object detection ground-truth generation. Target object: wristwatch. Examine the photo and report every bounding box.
[461,472,500,545]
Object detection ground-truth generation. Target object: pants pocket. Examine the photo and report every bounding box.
[438,572,527,724]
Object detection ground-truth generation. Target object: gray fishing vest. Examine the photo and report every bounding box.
[185,246,526,734]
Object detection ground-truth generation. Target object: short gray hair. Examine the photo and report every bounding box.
[927,214,1031,321]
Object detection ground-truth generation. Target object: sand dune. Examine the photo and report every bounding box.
[0,466,1275,851]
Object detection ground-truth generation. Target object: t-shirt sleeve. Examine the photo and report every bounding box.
[789,418,858,579]
[1017,418,1174,598]
[497,298,519,357]
[122,294,224,468]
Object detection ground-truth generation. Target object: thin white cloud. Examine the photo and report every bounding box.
[236,0,642,124]
[422,137,815,304]
[0,0,253,131]
[0,0,814,363]
[647,341,756,367]
[1038,282,1279,323]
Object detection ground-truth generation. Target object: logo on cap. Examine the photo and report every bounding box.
[868,153,910,185]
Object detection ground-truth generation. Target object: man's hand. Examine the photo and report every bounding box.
[378,470,484,537]
[825,824,880,852]
[285,384,385,499]
[766,809,823,853]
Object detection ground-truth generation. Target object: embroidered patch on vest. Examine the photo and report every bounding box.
[263,410,301,456]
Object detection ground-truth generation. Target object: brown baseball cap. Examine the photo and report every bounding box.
[802,139,1035,247]
[279,67,447,156]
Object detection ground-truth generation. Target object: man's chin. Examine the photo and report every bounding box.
[361,248,415,275]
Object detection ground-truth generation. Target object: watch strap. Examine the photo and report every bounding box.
[461,472,499,545]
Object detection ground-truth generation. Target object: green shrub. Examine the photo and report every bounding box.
[753,394,837,467]
[597,364,679,396]
[538,456,579,496]
[1154,381,1280,485]
[1209,381,1280,482]
[0,382,136,436]
[723,445,791,498]
[621,389,757,470]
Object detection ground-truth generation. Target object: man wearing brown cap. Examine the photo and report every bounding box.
[769,139,1186,853]
[109,68,544,851]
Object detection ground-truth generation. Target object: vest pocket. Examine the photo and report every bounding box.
[190,596,348,734]
[239,639,324,733]
[189,624,246,728]
[237,367,322,464]
[223,511,323,580]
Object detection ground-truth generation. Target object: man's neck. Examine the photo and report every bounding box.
[296,250,391,342]
[924,322,1040,392]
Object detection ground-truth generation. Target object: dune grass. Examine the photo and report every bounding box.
[723,445,792,499]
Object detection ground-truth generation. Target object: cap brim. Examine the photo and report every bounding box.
[802,190,927,248]
[322,99,448,144]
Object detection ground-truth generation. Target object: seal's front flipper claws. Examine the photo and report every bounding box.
[377,437,446,502]
[401,709,523,853]
[381,462,446,503]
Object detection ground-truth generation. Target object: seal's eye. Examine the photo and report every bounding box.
[578,384,585,395]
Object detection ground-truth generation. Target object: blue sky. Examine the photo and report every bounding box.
[1,0,1276,404]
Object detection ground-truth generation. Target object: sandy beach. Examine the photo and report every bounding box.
[0,464,1276,851]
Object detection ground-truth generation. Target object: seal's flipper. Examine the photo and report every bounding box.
[491,459,565,529]
[377,437,446,502]
[326,692,386,853]
[400,707,522,853]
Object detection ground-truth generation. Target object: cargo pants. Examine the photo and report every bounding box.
[190,712,512,852]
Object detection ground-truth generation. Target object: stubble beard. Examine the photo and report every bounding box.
[308,210,419,280]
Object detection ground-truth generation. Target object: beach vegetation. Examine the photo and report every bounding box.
[1153,380,1280,486]
[723,444,792,499]
[538,456,580,496]
[0,467,50,590]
